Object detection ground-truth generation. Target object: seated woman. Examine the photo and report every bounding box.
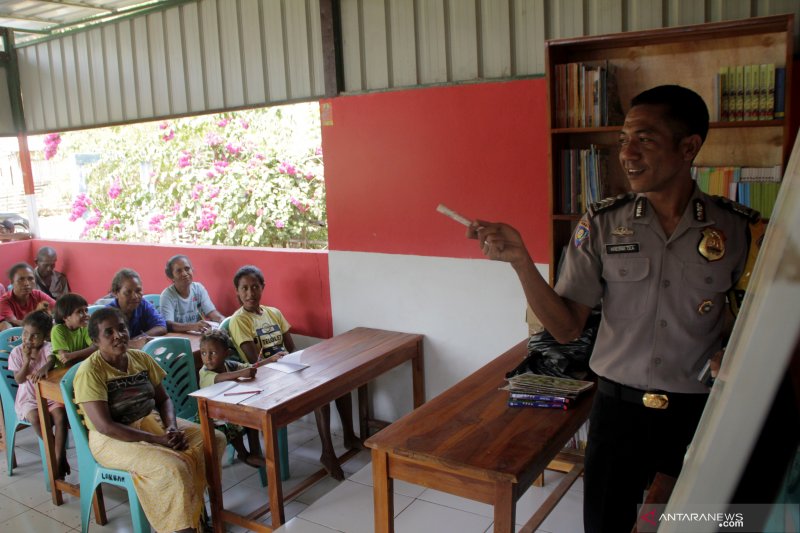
[228,265,360,480]
[106,269,167,345]
[0,263,56,327]
[73,307,227,533]
[160,255,225,333]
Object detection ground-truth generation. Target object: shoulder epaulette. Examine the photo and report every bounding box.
[588,192,636,217]
[711,195,761,223]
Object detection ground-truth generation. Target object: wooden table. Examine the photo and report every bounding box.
[366,340,594,533]
[35,331,204,513]
[198,327,425,532]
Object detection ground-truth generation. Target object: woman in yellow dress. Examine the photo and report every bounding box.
[73,306,226,532]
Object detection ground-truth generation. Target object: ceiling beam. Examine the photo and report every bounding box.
[30,0,113,13]
[319,0,344,97]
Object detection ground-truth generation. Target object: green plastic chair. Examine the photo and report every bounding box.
[60,364,149,533]
[0,327,51,490]
[141,337,198,421]
[87,305,105,315]
[219,316,231,331]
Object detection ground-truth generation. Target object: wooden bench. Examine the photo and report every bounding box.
[366,340,594,532]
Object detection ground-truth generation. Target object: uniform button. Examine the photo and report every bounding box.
[654,357,662,366]
[705,276,713,284]
[662,280,670,288]
[660,320,667,327]
[619,268,628,276]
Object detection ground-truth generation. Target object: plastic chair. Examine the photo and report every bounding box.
[87,305,105,315]
[219,316,231,331]
[141,337,198,421]
[60,364,150,533]
[142,294,160,310]
[0,327,51,490]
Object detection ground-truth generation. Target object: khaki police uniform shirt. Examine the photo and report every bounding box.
[554,187,750,393]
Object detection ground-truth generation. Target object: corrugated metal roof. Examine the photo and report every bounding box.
[0,0,189,44]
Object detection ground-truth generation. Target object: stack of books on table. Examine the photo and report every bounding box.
[503,372,594,410]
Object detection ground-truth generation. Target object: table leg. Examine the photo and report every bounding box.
[198,399,224,533]
[35,385,61,505]
[412,339,425,408]
[265,413,285,527]
[493,482,516,533]
[371,449,394,533]
[358,385,370,441]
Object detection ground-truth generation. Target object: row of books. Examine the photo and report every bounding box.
[714,64,786,121]
[554,60,624,128]
[692,165,783,218]
[504,373,594,410]
[560,146,610,214]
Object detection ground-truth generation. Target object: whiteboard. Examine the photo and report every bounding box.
[663,130,800,532]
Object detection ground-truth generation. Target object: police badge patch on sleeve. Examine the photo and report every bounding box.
[574,220,590,248]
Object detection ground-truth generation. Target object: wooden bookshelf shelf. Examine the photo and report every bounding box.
[543,14,795,284]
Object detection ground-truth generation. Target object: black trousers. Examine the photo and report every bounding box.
[583,382,708,533]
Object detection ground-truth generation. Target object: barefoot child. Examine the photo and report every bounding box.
[8,310,70,479]
[51,293,96,366]
[199,329,266,468]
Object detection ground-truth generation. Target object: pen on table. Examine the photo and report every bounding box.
[223,390,260,396]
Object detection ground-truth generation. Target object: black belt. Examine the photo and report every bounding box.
[598,377,671,409]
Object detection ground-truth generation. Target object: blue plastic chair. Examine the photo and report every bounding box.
[142,294,160,311]
[60,364,149,533]
[0,327,51,490]
[219,316,231,331]
[86,305,104,315]
[141,337,198,421]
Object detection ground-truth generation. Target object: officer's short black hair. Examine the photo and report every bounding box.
[631,85,709,144]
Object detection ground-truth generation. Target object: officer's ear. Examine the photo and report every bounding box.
[679,134,703,162]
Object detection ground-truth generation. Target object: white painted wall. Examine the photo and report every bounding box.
[329,250,547,424]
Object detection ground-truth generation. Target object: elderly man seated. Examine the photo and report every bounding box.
[34,246,71,300]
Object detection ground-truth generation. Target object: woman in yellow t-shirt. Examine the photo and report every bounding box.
[228,265,361,480]
[73,307,226,533]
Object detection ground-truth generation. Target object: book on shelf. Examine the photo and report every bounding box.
[555,60,623,128]
[560,145,609,214]
[715,63,783,121]
[692,165,783,217]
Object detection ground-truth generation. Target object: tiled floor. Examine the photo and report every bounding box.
[0,421,583,532]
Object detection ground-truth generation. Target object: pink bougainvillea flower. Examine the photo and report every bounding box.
[85,209,102,230]
[172,202,182,213]
[162,129,174,141]
[226,143,242,156]
[274,219,285,229]
[205,132,224,146]
[256,208,264,216]
[196,205,217,231]
[305,172,315,181]
[69,193,92,221]
[159,122,169,130]
[148,213,166,232]
[107,178,122,200]
[205,170,216,179]
[191,183,204,200]
[246,225,255,234]
[178,150,192,168]
[44,133,62,160]
[315,146,323,156]
[217,118,229,128]
[290,197,308,213]
[239,118,249,129]
[208,186,221,199]
[103,218,119,230]
[278,161,297,175]
[213,160,229,173]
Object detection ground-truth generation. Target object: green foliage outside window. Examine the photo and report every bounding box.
[64,103,325,248]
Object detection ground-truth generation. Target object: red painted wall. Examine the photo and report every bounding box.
[321,78,550,263]
[0,240,33,275]
[1,240,332,338]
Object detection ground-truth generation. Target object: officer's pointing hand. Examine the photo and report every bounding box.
[468,221,531,266]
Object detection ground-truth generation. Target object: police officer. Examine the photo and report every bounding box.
[470,85,757,532]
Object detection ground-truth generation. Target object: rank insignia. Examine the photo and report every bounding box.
[634,197,647,219]
[611,226,634,237]
[697,299,714,315]
[574,220,590,248]
[698,227,726,261]
[693,199,706,222]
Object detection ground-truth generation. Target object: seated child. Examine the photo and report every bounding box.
[8,310,70,479]
[199,329,266,468]
[51,293,96,365]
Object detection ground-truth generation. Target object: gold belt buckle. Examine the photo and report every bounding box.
[642,392,669,409]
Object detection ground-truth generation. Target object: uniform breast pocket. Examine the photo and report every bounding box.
[681,266,731,332]
[601,257,650,319]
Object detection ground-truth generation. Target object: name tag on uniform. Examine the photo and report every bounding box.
[605,243,640,254]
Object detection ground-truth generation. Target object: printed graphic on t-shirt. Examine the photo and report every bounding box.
[174,298,202,324]
[106,371,156,424]
[255,323,284,357]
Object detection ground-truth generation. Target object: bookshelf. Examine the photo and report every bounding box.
[543,14,795,284]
